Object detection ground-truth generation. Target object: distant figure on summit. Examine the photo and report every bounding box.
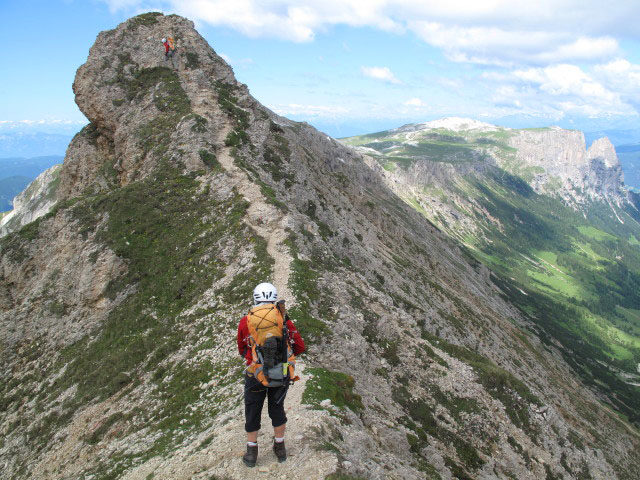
[162,36,176,67]
[237,282,305,467]
[162,37,175,57]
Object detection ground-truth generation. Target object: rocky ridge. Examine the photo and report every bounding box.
[0,164,61,237]
[345,119,630,209]
[0,13,639,480]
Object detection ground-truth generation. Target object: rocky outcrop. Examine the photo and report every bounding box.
[507,127,627,205]
[1,14,638,480]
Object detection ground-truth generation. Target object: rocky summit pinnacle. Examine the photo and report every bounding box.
[62,12,244,199]
[0,12,639,480]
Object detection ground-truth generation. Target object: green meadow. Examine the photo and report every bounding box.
[343,125,640,425]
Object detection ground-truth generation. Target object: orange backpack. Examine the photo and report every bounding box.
[246,302,298,387]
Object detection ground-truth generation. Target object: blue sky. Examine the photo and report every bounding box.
[2,0,640,138]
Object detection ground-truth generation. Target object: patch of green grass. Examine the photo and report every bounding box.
[225,129,250,147]
[151,358,229,432]
[430,384,480,421]
[0,214,47,262]
[128,12,162,28]
[199,150,221,170]
[303,367,363,413]
[127,67,191,115]
[185,52,200,69]
[578,225,617,241]
[214,81,249,130]
[188,114,208,133]
[128,67,191,158]
[288,257,329,343]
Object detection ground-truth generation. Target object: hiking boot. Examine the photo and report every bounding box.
[243,444,258,467]
[273,438,287,463]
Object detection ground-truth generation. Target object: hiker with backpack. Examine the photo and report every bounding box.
[162,36,176,57]
[161,36,176,67]
[237,282,305,467]
[162,37,170,57]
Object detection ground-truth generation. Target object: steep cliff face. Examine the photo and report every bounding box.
[507,128,627,205]
[1,13,639,480]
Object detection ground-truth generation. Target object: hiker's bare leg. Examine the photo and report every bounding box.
[274,423,286,438]
[247,431,258,443]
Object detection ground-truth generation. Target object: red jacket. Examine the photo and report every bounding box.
[163,41,170,54]
[237,312,305,365]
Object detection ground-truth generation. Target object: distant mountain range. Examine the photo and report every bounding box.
[0,176,32,211]
[0,156,63,212]
[615,144,640,191]
[585,128,640,148]
[0,132,73,158]
[0,155,63,179]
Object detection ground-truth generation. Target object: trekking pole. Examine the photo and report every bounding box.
[276,383,290,405]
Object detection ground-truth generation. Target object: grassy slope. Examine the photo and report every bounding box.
[344,126,640,426]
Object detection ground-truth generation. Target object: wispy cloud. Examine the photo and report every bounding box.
[0,119,87,134]
[219,53,253,68]
[404,97,426,107]
[410,22,619,66]
[0,120,86,125]
[361,66,401,84]
[271,103,350,118]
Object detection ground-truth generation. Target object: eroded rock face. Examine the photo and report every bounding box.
[507,128,627,204]
[1,13,638,480]
[65,13,240,191]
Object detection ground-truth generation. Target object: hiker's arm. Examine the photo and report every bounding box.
[286,319,305,355]
[237,316,248,357]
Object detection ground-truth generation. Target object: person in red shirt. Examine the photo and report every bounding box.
[237,282,305,467]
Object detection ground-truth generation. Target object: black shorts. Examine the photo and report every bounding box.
[244,375,288,432]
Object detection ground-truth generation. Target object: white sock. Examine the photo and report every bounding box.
[247,441,258,446]
[274,437,284,443]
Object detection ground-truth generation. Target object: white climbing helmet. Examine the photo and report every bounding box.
[253,282,277,304]
[162,38,167,43]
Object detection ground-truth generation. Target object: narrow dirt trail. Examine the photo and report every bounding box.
[120,123,338,479]
[124,361,338,480]
[213,130,296,307]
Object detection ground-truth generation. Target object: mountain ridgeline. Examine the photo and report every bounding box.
[0,13,639,480]
[342,118,640,426]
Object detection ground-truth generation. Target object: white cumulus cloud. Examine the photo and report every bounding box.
[101,0,639,65]
[594,59,640,109]
[483,64,632,118]
[361,66,401,84]
[100,0,640,119]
